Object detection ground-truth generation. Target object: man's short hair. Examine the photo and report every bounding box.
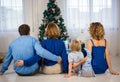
[18,24,30,35]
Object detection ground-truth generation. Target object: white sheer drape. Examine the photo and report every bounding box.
[0,0,41,53]
[0,0,119,56]
[65,0,120,56]
[23,0,40,38]
[0,0,23,32]
[0,0,53,53]
[0,0,23,53]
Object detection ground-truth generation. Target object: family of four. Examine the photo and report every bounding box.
[0,22,119,77]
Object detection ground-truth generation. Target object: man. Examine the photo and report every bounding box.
[0,24,61,76]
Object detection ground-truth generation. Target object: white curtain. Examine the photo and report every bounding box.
[0,0,23,32]
[0,0,57,53]
[23,0,41,38]
[0,0,23,53]
[0,0,41,53]
[0,0,120,56]
[65,0,120,56]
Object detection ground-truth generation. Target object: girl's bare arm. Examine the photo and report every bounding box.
[105,40,119,75]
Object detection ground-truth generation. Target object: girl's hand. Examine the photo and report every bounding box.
[110,69,119,75]
[64,73,77,78]
[64,74,71,78]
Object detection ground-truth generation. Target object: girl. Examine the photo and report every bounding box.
[88,22,119,75]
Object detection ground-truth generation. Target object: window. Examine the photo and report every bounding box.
[0,0,23,32]
[66,0,116,39]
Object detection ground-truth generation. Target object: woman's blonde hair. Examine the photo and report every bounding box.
[45,23,60,39]
[70,40,81,52]
[89,22,105,40]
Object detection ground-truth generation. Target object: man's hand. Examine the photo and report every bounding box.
[0,72,3,76]
[16,60,24,66]
[58,56,62,64]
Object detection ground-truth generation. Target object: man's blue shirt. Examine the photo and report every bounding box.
[0,36,59,74]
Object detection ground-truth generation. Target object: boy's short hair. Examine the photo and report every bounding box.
[18,24,30,35]
[45,23,60,39]
[70,40,81,52]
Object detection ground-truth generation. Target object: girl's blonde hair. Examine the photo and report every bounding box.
[70,40,81,52]
[89,22,105,40]
[45,23,60,39]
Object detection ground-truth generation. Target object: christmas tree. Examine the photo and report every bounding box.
[39,0,69,42]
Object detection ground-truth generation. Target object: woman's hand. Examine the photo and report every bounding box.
[16,60,24,66]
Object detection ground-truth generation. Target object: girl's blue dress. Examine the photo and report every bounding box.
[91,39,108,74]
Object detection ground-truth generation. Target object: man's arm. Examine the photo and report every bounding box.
[0,46,13,75]
[34,41,60,62]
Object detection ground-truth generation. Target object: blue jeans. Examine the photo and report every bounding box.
[16,67,40,76]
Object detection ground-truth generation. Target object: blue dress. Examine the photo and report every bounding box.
[91,39,108,74]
